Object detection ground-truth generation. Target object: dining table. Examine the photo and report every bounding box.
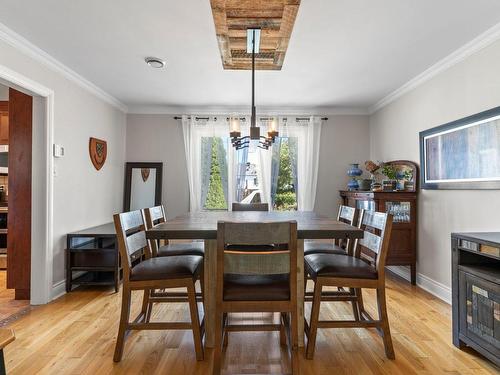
[146,210,364,347]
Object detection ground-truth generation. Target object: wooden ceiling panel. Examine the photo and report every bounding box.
[210,0,301,70]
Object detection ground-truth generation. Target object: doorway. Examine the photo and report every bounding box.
[0,84,31,322]
[0,64,54,308]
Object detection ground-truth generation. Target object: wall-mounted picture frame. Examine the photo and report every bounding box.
[419,106,500,189]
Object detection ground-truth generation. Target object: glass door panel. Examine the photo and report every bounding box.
[385,201,411,223]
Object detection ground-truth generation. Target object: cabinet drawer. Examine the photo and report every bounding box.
[459,270,500,359]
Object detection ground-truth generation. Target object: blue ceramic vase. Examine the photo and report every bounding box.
[347,163,362,190]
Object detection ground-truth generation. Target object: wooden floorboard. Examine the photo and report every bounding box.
[0,271,31,325]
[2,274,498,374]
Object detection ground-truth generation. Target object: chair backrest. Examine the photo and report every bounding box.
[353,210,393,275]
[143,205,167,256]
[232,202,269,211]
[113,210,151,278]
[335,205,358,251]
[216,221,297,300]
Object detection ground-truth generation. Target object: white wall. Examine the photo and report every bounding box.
[370,38,500,294]
[126,114,370,219]
[0,38,127,292]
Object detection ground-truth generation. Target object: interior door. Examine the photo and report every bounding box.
[7,88,32,300]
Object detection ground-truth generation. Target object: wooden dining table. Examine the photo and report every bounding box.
[146,210,363,347]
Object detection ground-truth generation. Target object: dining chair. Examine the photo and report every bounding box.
[113,210,204,362]
[231,202,269,211]
[143,205,204,257]
[304,205,357,256]
[213,221,299,375]
[304,210,395,360]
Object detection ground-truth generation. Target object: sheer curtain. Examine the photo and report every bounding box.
[278,116,322,211]
[182,115,236,212]
[296,116,322,211]
[257,120,272,204]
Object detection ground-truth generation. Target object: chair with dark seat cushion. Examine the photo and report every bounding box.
[305,253,377,279]
[304,205,357,256]
[212,221,299,375]
[223,274,290,301]
[144,205,205,257]
[113,210,204,362]
[304,242,346,256]
[130,255,203,281]
[157,241,205,257]
[304,210,395,361]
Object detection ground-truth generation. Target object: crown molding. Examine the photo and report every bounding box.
[127,104,369,116]
[0,22,128,113]
[370,22,500,114]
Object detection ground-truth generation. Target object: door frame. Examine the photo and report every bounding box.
[0,64,54,305]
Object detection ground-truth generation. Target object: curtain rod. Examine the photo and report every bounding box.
[173,116,328,121]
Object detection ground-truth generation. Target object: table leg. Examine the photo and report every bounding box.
[204,239,217,348]
[0,349,5,375]
[297,239,304,347]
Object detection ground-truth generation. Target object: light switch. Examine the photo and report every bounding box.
[53,144,65,158]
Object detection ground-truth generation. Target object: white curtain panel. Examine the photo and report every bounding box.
[280,116,322,211]
[258,144,273,205]
[182,115,201,212]
[182,115,236,212]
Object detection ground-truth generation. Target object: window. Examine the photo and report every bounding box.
[272,137,298,211]
[202,137,228,210]
[183,115,322,212]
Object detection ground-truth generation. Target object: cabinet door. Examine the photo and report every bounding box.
[459,270,500,358]
[0,111,8,145]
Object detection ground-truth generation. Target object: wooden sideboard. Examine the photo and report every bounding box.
[340,190,417,284]
[452,232,499,366]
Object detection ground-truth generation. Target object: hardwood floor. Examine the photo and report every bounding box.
[2,274,498,374]
[0,271,30,325]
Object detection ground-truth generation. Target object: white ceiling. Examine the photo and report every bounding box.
[1,0,500,112]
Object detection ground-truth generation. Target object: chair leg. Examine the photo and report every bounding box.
[113,285,132,362]
[141,288,151,323]
[290,310,299,375]
[187,283,204,361]
[280,312,287,346]
[222,313,229,348]
[356,288,365,319]
[212,308,224,375]
[305,281,322,360]
[376,286,395,359]
[349,288,360,321]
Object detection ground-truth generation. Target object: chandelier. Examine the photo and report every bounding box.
[229,28,279,150]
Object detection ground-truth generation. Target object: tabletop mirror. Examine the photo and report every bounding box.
[124,162,163,211]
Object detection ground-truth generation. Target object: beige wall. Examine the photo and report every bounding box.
[0,39,127,291]
[315,115,370,216]
[126,115,189,219]
[126,114,370,219]
[370,38,500,294]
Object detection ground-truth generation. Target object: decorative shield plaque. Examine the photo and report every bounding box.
[89,137,107,170]
[141,168,150,182]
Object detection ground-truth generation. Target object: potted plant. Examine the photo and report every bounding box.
[381,164,397,191]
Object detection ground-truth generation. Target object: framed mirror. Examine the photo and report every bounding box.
[124,162,163,211]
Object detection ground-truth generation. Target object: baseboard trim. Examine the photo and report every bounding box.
[386,266,451,305]
[51,279,66,301]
